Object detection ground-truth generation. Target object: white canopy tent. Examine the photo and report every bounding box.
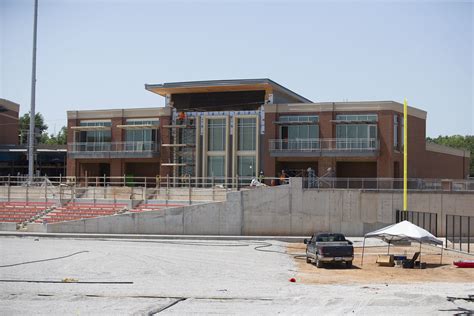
[361,220,443,267]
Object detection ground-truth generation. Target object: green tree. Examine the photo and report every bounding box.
[426,135,474,176]
[19,113,49,145]
[43,126,67,145]
[56,126,67,145]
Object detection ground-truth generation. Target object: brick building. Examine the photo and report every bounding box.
[0,98,20,145]
[66,79,470,180]
[0,98,66,177]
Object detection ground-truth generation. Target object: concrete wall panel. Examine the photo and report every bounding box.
[42,179,474,237]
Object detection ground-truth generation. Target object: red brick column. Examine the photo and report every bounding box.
[376,110,394,178]
[263,112,277,180]
[66,118,78,177]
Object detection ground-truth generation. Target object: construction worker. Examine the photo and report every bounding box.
[280,169,288,185]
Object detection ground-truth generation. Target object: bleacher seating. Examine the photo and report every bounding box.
[0,201,186,224]
[38,202,128,223]
[130,203,184,213]
[0,202,53,223]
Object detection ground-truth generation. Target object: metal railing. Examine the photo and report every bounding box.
[0,175,285,206]
[446,214,473,253]
[69,141,159,153]
[269,138,379,152]
[303,177,474,191]
[396,210,438,236]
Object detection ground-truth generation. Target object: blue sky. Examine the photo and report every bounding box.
[1,0,472,136]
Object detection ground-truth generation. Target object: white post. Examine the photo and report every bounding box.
[188,174,192,205]
[7,175,11,202]
[361,237,366,266]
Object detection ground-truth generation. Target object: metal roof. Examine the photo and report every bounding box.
[145,78,312,103]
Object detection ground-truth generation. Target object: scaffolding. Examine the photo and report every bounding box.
[162,115,197,181]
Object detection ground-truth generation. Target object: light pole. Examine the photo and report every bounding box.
[403,98,408,213]
[28,0,39,183]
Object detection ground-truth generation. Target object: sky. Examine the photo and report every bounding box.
[0,0,473,137]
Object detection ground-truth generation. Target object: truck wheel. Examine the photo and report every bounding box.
[346,261,352,268]
[316,258,323,268]
[306,256,311,264]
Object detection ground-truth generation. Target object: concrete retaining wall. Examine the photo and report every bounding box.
[46,201,242,235]
[0,222,17,231]
[43,178,474,236]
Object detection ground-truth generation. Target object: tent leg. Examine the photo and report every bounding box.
[361,237,366,267]
[440,246,443,265]
[419,242,422,269]
[387,241,391,255]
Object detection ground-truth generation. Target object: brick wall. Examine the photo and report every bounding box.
[263,112,277,178]
[0,109,19,145]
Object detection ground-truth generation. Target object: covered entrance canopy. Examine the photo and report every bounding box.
[361,220,443,266]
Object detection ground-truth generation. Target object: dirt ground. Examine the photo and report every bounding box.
[289,243,474,284]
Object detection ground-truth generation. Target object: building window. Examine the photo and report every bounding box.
[237,156,256,177]
[238,118,256,151]
[125,119,158,149]
[79,121,111,127]
[278,115,319,123]
[78,121,111,143]
[394,115,399,150]
[278,116,319,150]
[336,124,377,148]
[208,118,226,151]
[281,125,319,140]
[335,114,378,122]
[208,156,225,177]
[126,119,159,126]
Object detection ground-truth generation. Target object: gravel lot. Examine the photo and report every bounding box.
[0,236,473,315]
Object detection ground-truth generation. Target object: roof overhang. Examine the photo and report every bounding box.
[144,78,312,103]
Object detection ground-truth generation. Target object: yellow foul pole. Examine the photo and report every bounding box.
[403,98,408,212]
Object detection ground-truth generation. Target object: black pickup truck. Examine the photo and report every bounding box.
[304,233,354,268]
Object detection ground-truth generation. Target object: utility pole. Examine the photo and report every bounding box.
[403,98,408,212]
[28,0,39,183]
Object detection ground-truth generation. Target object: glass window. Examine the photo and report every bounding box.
[278,115,319,123]
[237,156,256,177]
[336,124,377,139]
[358,125,368,138]
[281,125,319,139]
[126,119,159,126]
[78,121,111,145]
[208,156,225,177]
[126,130,154,142]
[208,119,226,151]
[336,124,377,149]
[336,114,378,122]
[79,130,111,143]
[238,118,256,151]
[125,129,156,150]
[79,121,111,127]
[347,125,357,138]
